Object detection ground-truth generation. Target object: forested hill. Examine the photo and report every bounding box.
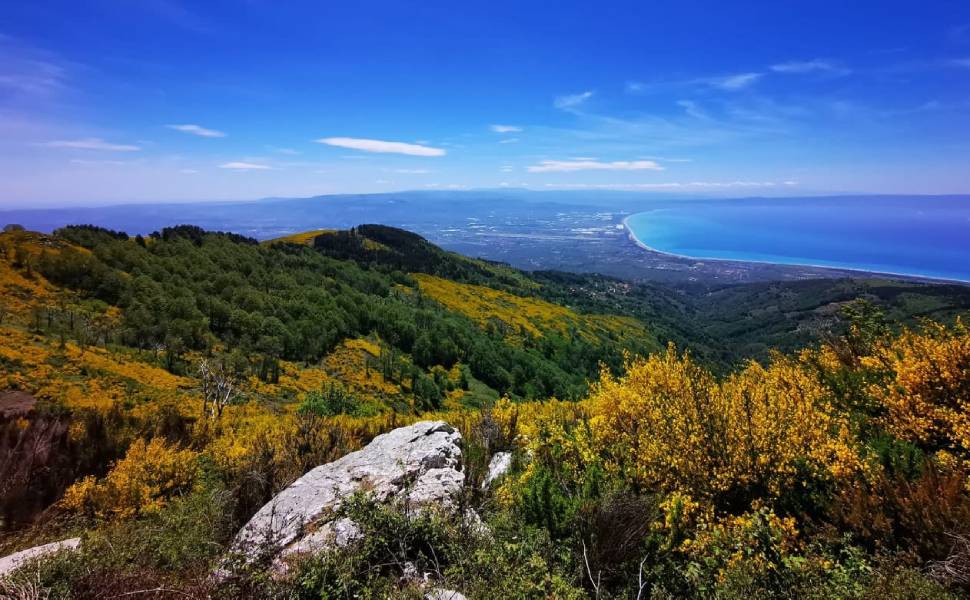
[5,223,663,407]
[5,222,970,403]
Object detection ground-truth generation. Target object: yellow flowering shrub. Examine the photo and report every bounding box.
[412,272,649,344]
[683,507,802,586]
[322,337,402,397]
[60,437,198,519]
[861,320,970,454]
[584,346,862,501]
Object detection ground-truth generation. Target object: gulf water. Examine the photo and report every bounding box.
[624,196,970,282]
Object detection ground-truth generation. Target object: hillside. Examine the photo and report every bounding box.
[0,224,656,528]
[1,224,970,598]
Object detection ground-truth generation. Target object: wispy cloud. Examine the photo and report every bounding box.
[316,137,446,156]
[68,158,131,166]
[949,58,970,68]
[393,168,431,174]
[0,37,75,101]
[0,61,69,98]
[677,99,710,120]
[267,146,300,155]
[554,90,594,111]
[43,138,141,151]
[166,123,226,137]
[219,161,271,170]
[712,72,762,91]
[498,138,519,144]
[527,159,663,173]
[770,59,850,76]
[625,81,648,94]
[627,72,762,95]
[490,124,522,133]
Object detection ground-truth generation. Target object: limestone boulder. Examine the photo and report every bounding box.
[230,421,464,566]
[481,451,512,490]
[0,538,80,577]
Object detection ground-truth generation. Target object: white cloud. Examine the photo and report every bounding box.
[393,168,431,174]
[498,138,519,144]
[770,59,850,75]
[677,99,709,119]
[490,124,522,133]
[219,161,271,170]
[43,138,141,151]
[267,146,300,155]
[527,159,663,173]
[500,165,514,172]
[0,37,71,99]
[316,137,445,156]
[68,158,129,166]
[629,73,762,95]
[166,123,226,138]
[712,73,762,91]
[554,90,594,110]
[625,81,646,93]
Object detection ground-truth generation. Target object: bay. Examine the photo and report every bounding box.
[624,196,970,282]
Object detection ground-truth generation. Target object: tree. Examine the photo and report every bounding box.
[298,383,359,417]
[199,358,239,420]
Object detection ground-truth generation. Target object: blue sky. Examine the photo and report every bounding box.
[2,0,970,207]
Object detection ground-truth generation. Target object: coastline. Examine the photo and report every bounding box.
[620,214,970,285]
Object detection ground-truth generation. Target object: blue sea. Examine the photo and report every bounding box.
[625,196,970,282]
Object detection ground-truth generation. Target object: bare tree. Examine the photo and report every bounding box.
[199,358,239,420]
[930,532,970,588]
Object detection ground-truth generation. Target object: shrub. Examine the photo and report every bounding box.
[297,382,361,417]
[277,497,585,599]
[584,347,862,509]
[59,437,198,519]
[862,320,970,457]
[9,486,232,599]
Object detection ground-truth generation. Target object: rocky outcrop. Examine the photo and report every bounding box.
[425,589,468,600]
[481,451,512,489]
[0,538,80,577]
[230,421,464,566]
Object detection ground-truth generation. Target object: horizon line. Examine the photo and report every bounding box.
[6,188,970,212]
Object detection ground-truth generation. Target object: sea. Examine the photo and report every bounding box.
[624,195,970,282]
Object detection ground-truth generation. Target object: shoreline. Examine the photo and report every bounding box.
[620,214,970,285]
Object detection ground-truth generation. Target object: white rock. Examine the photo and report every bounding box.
[0,538,80,577]
[230,421,463,566]
[482,451,512,489]
[279,517,362,561]
[462,508,490,537]
[425,589,468,600]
